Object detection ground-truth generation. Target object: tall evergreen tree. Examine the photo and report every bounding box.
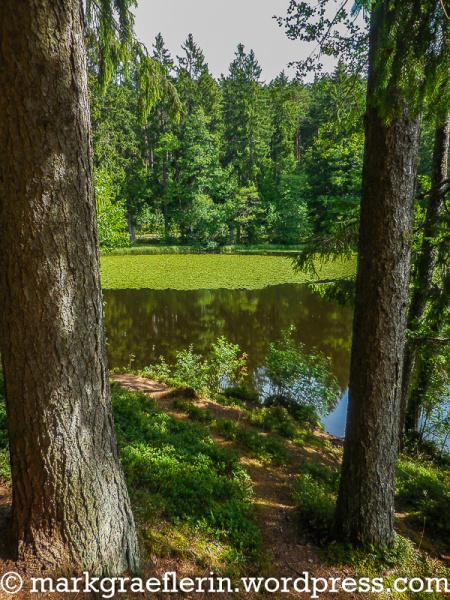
[335,0,443,546]
[221,44,271,186]
[0,0,140,572]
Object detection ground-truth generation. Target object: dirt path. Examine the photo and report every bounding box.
[112,374,362,599]
[0,376,360,599]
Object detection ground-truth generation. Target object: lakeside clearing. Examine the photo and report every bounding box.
[100,253,356,290]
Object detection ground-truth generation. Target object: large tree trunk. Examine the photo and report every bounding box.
[400,117,449,434]
[334,5,420,547]
[0,0,139,574]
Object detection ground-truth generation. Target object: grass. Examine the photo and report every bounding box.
[100,253,356,290]
[106,243,307,256]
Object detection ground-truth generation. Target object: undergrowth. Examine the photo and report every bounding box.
[396,457,450,544]
[292,458,449,599]
[111,384,263,573]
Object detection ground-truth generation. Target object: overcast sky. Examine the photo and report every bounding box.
[133,0,313,81]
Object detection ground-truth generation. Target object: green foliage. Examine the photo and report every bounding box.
[327,533,449,600]
[222,386,259,404]
[214,419,288,464]
[143,337,247,398]
[293,463,339,541]
[100,254,357,290]
[172,400,214,424]
[95,169,130,250]
[221,45,271,187]
[91,27,368,249]
[267,163,312,244]
[265,326,340,416]
[247,406,298,439]
[111,384,261,567]
[396,457,450,541]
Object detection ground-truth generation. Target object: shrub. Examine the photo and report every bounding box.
[173,400,214,424]
[247,406,297,439]
[95,169,130,251]
[292,462,341,542]
[223,386,259,404]
[264,326,340,417]
[293,473,335,541]
[264,394,321,428]
[144,337,247,398]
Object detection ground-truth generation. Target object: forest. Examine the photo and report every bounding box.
[0,0,449,599]
[93,35,366,250]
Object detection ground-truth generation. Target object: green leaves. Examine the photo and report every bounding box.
[265,326,340,416]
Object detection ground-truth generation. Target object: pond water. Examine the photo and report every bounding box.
[103,284,353,437]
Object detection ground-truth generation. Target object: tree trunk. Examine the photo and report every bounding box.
[400,117,449,435]
[127,211,137,243]
[0,0,139,574]
[334,5,420,547]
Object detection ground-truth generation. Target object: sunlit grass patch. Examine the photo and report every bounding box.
[101,253,357,290]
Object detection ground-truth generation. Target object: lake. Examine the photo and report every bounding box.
[104,283,353,438]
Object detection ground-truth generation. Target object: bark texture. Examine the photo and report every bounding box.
[401,118,449,434]
[334,6,420,546]
[0,0,139,573]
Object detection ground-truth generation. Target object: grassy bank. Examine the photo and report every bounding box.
[106,243,306,256]
[100,253,356,290]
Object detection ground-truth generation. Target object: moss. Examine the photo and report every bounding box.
[100,254,356,290]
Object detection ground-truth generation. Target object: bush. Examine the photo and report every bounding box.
[247,406,297,439]
[173,400,214,424]
[264,394,321,428]
[144,337,247,398]
[223,386,259,403]
[95,169,130,251]
[293,473,336,541]
[264,326,340,418]
[292,462,341,542]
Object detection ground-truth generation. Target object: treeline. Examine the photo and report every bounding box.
[91,34,367,249]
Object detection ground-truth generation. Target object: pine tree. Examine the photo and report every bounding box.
[221,44,272,187]
[0,0,139,572]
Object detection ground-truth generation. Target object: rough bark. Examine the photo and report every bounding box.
[400,117,449,434]
[334,6,420,546]
[0,0,139,574]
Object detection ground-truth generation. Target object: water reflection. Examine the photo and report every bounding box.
[103,284,354,434]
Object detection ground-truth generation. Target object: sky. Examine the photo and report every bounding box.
[133,0,314,82]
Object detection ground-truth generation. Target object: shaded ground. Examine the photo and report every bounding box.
[0,375,445,599]
[112,374,362,599]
